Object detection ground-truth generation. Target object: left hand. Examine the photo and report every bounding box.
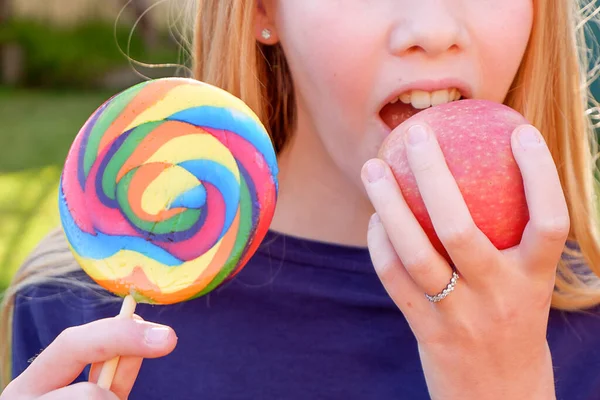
[361,123,569,400]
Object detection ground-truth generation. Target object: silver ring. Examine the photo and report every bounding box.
[425,271,459,303]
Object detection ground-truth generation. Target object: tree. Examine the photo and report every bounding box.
[129,0,158,50]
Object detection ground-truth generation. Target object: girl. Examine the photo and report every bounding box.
[2,0,600,398]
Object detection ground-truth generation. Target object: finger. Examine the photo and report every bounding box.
[88,314,146,399]
[10,318,177,397]
[361,157,453,297]
[38,382,118,400]
[89,356,144,400]
[402,123,499,280]
[367,213,431,319]
[511,125,570,274]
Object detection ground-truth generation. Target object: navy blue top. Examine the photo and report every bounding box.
[11,231,600,399]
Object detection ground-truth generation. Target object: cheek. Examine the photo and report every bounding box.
[473,1,533,101]
[276,5,379,121]
[276,5,383,178]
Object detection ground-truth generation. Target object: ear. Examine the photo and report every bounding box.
[254,0,279,45]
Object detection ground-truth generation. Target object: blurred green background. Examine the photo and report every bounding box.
[0,1,599,293]
[0,0,189,291]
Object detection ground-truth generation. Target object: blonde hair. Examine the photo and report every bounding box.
[2,0,600,390]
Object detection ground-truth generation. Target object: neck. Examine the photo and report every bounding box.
[269,115,374,247]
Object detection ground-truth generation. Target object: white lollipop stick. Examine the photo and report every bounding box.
[96,295,138,389]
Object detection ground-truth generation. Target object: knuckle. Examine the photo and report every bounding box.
[57,324,113,362]
[533,215,570,242]
[403,250,437,277]
[93,343,111,361]
[56,326,78,346]
[377,258,402,284]
[410,158,436,174]
[528,281,554,310]
[438,223,478,248]
[490,305,519,326]
[531,289,553,312]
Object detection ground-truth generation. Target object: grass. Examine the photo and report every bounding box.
[0,88,114,171]
[0,88,114,291]
[0,19,182,89]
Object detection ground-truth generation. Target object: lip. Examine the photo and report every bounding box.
[379,78,473,110]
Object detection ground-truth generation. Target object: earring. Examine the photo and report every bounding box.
[261,28,272,40]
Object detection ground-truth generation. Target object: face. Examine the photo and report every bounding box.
[258,0,533,192]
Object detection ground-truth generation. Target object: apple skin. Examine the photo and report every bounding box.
[378,99,531,264]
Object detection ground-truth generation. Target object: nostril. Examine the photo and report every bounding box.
[410,43,459,54]
[404,45,424,55]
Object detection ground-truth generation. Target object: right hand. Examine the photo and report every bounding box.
[2,316,177,399]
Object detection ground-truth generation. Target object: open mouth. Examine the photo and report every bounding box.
[380,88,465,130]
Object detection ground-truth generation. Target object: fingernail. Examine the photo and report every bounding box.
[407,125,429,146]
[517,125,543,147]
[144,326,170,346]
[365,159,385,182]
[368,213,380,228]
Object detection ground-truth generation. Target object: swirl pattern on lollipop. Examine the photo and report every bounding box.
[59,78,278,304]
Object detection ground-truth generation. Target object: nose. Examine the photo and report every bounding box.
[388,3,469,57]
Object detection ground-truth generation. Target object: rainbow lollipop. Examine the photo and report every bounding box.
[58,77,278,387]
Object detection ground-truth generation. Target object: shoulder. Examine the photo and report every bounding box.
[548,304,600,344]
[12,227,119,325]
[551,241,600,358]
[13,227,115,305]
[10,230,123,380]
[11,228,122,344]
[548,304,600,399]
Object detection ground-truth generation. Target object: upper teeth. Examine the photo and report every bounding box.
[390,88,462,109]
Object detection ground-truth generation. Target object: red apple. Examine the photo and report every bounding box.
[378,99,530,263]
